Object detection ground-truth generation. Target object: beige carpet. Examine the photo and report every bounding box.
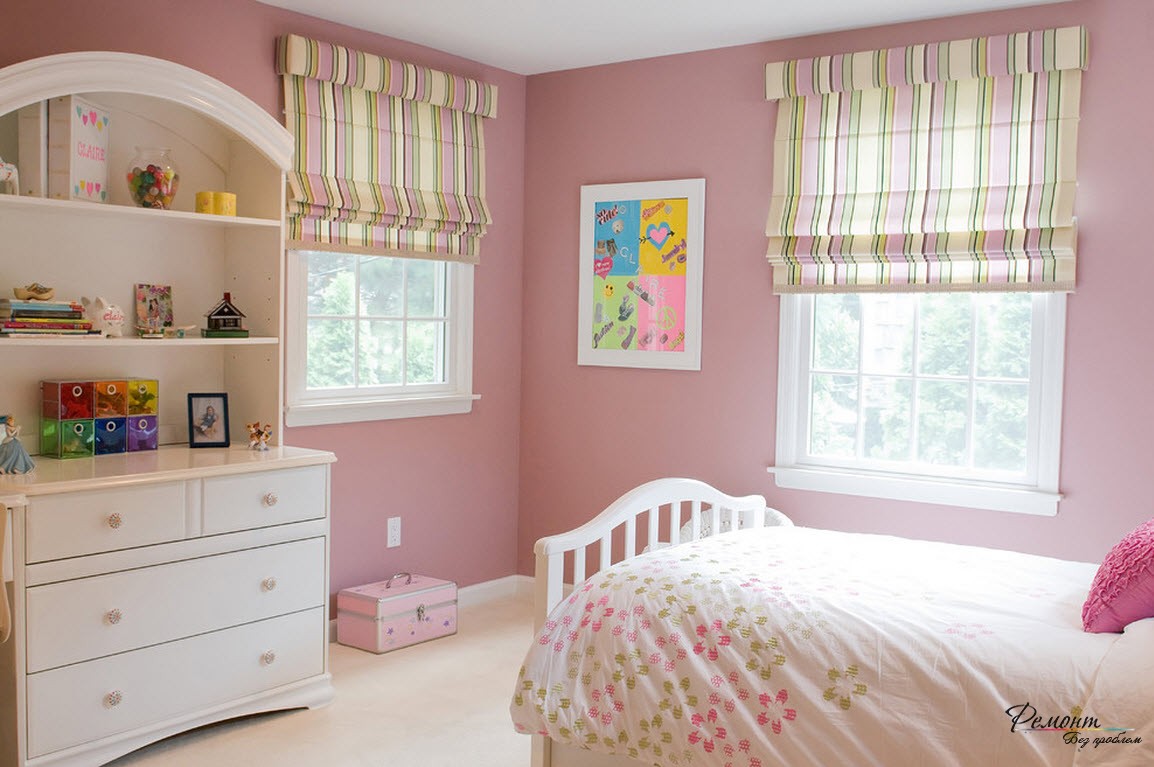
[107,587,535,766]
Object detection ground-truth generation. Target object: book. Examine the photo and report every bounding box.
[0,328,101,337]
[2,313,86,320]
[3,319,93,330]
[0,299,83,311]
[3,312,85,321]
[200,328,250,338]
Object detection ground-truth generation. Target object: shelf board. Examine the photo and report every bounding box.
[0,335,278,348]
[0,193,280,229]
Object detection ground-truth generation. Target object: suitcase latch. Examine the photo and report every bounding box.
[416,604,426,622]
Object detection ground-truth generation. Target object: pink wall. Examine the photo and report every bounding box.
[519,0,1154,571]
[3,0,527,595]
[8,0,1151,591]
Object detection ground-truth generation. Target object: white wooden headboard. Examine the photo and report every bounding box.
[532,478,792,629]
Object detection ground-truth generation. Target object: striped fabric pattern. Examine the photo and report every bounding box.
[277,34,496,263]
[278,34,497,117]
[764,26,1086,293]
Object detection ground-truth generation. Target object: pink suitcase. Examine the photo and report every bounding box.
[336,572,458,653]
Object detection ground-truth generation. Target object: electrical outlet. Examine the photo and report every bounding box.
[387,516,401,548]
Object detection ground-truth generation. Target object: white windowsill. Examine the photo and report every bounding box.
[767,465,1060,517]
[285,393,480,427]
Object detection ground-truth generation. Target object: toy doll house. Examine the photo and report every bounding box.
[202,292,248,338]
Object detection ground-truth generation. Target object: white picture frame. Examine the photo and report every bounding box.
[577,177,705,370]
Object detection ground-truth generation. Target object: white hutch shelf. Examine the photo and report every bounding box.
[0,52,335,767]
[0,54,290,450]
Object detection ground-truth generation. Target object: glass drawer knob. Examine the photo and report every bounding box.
[105,609,123,625]
[107,513,123,529]
[104,690,123,708]
[262,493,278,507]
[261,650,276,666]
[262,577,278,592]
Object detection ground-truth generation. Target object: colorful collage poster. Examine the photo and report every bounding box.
[591,197,688,352]
[578,179,704,370]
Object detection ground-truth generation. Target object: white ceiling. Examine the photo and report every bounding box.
[256,0,1069,75]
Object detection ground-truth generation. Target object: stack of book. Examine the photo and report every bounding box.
[200,327,250,339]
[0,299,97,337]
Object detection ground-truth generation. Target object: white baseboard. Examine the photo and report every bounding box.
[458,573,534,606]
[328,573,533,643]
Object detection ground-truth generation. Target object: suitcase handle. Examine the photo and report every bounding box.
[385,572,413,588]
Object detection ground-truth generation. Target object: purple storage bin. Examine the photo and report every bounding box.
[127,415,158,452]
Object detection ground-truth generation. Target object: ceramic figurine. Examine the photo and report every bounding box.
[246,421,272,451]
[81,296,126,337]
[13,283,54,301]
[0,415,35,474]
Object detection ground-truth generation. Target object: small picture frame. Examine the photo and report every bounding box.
[187,392,230,448]
[134,283,173,338]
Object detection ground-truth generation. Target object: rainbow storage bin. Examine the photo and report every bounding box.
[41,378,158,458]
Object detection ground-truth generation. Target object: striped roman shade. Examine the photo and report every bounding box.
[277,34,497,263]
[764,26,1086,293]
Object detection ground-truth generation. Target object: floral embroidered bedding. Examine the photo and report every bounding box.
[511,526,1153,766]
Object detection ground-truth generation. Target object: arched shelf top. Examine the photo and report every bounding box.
[0,51,291,171]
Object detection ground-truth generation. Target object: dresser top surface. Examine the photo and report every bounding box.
[0,445,335,497]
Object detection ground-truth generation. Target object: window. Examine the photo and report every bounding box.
[277,36,495,426]
[772,292,1065,516]
[285,250,475,426]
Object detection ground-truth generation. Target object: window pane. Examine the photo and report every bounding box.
[307,253,355,315]
[406,260,445,317]
[306,318,355,388]
[358,320,403,385]
[976,293,1031,380]
[916,380,969,466]
[973,382,1029,472]
[813,294,860,371]
[407,321,445,384]
[918,294,971,377]
[359,256,403,317]
[810,373,858,458]
[861,295,913,375]
[862,377,911,461]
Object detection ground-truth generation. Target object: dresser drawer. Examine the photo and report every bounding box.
[26,606,326,758]
[25,482,188,563]
[202,466,326,534]
[25,536,326,673]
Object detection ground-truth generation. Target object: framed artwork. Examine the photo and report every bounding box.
[134,283,173,338]
[578,178,705,370]
[187,392,230,448]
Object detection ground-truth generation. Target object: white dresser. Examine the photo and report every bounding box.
[0,446,335,767]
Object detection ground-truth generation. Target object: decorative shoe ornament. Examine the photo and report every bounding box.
[13,283,54,301]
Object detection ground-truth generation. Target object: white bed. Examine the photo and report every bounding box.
[511,478,1154,767]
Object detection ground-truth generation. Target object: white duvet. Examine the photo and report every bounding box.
[511,526,1153,766]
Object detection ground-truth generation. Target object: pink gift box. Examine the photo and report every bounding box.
[336,572,457,654]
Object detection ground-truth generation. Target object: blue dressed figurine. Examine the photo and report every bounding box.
[0,415,35,474]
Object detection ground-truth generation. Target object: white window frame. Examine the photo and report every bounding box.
[770,292,1066,516]
[284,250,478,427]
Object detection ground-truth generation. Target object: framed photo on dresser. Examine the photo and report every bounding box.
[187,392,230,447]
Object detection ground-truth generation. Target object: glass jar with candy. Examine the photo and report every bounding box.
[126,147,180,209]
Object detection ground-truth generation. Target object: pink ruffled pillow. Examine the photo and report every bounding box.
[1082,518,1154,633]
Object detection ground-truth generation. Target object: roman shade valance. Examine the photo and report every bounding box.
[277,34,497,263]
[764,26,1087,293]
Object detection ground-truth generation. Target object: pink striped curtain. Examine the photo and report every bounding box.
[764,26,1086,293]
[277,34,497,264]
